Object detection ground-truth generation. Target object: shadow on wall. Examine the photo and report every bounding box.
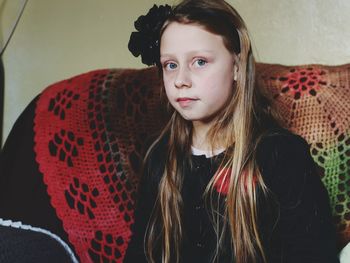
[0,0,29,147]
[0,57,4,146]
[0,0,6,146]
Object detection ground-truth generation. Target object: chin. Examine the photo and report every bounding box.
[176,110,211,123]
[179,114,203,122]
[178,113,195,121]
[179,115,193,121]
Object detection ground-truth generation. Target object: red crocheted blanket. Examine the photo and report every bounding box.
[33,64,350,262]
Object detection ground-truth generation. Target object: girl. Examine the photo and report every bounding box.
[125,0,339,262]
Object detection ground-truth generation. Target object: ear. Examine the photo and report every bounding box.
[233,64,238,81]
[232,54,240,81]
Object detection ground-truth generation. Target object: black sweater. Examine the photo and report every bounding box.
[124,129,339,263]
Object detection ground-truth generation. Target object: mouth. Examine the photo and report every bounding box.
[176,97,197,102]
[176,97,198,107]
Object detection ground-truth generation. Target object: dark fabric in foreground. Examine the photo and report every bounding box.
[124,129,339,263]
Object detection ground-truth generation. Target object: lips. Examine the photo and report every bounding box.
[177,97,196,102]
[176,97,198,107]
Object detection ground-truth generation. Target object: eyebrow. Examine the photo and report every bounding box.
[160,50,215,59]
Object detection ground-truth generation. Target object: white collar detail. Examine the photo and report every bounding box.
[191,146,226,158]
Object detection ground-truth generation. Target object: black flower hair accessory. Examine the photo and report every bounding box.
[128,4,173,66]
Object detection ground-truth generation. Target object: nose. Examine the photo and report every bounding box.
[174,66,191,89]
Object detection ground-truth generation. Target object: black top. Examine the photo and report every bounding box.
[124,129,339,263]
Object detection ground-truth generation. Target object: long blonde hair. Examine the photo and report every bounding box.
[145,0,282,262]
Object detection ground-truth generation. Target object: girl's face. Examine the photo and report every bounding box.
[160,22,236,126]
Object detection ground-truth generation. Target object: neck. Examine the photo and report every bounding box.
[192,120,223,151]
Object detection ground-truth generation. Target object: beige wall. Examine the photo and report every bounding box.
[2,0,350,144]
[234,0,350,65]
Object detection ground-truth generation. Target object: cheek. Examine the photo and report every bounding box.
[163,74,173,90]
[163,82,175,104]
[200,75,233,99]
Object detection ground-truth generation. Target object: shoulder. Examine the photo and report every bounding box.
[144,134,168,172]
[256,127,309,158]
[255,128,317,198]
[256,127,311,171]
[139,133,169,189]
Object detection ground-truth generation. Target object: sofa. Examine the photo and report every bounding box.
[1,63,349,262]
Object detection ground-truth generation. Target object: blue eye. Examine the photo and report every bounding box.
[164,62,177,70]
[194,59,207,67]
